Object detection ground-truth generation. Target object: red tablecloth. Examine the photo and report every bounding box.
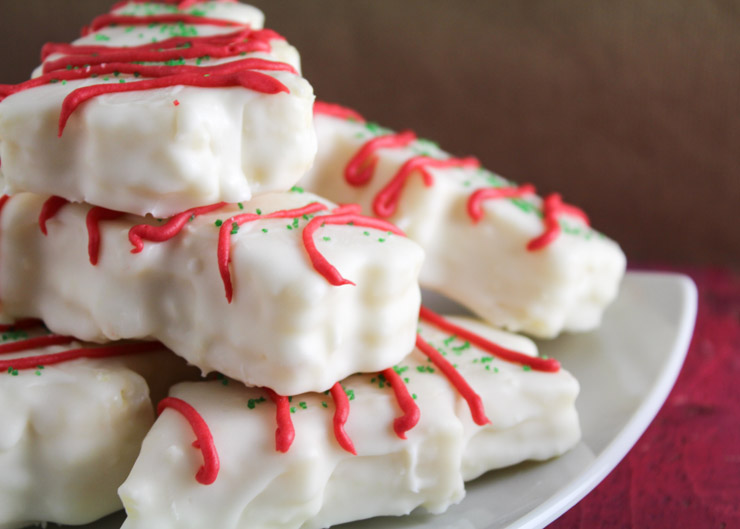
[548,267,740,528]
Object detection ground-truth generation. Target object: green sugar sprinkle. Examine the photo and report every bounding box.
[256,208,262,215]
[378,238,386,243]
[238,202,244,210]
[290,407,296,414]
[230,222,239,235]
[443,335,456,346]
[247,396,267,409]
[215,219,223,227]
[321,401,328,408]
[452,341,471,353]
[363,231,370,236]
[416,365,435,374]
[290,186,304,193]
[393,365,409,375]
[189,214,195,222]
[286,225,293,230]
[480,357,493,364]
[94,34,111,41]
[288,396,293,403]
[522,365,532,372]
[261,228,269,233]
[292,218,299,229]
[322,236,331,242]
[299,401,308,410]
[412,393,418,400]
[404,377,410,383]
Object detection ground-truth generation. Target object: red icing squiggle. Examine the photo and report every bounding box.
[415,334,490,426]
[466,184,537,223]
[374,155,481,218]
[330,382,356,455]
[344,131,417,186]
[0,334,75,355]
[419,306,560,372]
[42,30,285,73]
[381,367,420,439]
[88,13,247,33]
[0,195,9,215]
[59,68,289,137]
[39,196,70,235]
[86,207,126,266]
[0,340,167,372]
[217,202,328,303]
[129,203,227,253]
[313,101,366,123]
[264,388,295,453]
[526,193,590,252]
[302,213,406,286]
[157,397,220,485]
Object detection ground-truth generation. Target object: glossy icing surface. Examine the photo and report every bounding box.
[0,1,316,217]
[0,191,425,395]
[0,321,197,529]
[300,107,626,338]
[119,315,580,529]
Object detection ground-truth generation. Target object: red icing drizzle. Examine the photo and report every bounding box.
[344,131,417,186]
[264,388,295,453]
[157,396,220,485]
[415,334,490,426]
[217,202,328,303]
[374,155,481,218]
[419,305,560,372]
[302,213,406,287]
[0,334,75,355]
[329,382,356,455]
[0,339,166,372]
[313,101,366,123]
[526,193,590,252]
[58,68,289,137]
[381,367,420,439]
[86,206,126,266]
[41,30,285,73]
[129,202,227,253]
[466,184,536,223]
[88,13,246,33]
[0,195,9,215]
[39,196,70,235]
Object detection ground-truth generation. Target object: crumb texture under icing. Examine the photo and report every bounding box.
[118,315,580,529]
[0,1,316,217]
[0,320,197,529]
[300,107,627,338]
[0,191,424,395]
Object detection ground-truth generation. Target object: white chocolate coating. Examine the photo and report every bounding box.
[0,324,198,529]
[0,2,317,217]
[119,316,580,529]
[0,191,424,395]
[299,112,627,338]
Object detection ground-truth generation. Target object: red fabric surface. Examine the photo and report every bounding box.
[548,268,740,528]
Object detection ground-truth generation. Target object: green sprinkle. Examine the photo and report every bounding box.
[480,357,493,364]
[443,335,456,346]
[404,377,410,383]
[119,79,126,83]
[290,186,304,193]
[94,34,111,41]
[363,231,370,236]
[299,401,307,410]
[416,365,435,374]
[412,393,418,400]
[61,80,67,85]
[378,238,386,243]
[522,365,532,372]
[230,222,239,235]
[393,365,409,374]
[189,214,195,222]
[261,228,268,233]
[292,218,299,229]
[290,407,296,414]
[322,236,331,242]
[256,208,262,215]
[215,219,223,227]
[494,367,499,373]
[452,341,471,353]
[286,225,293,230]
[288,396,293,403]
[238,202,244,210]
[321,401,328,408]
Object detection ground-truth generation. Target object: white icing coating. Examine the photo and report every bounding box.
[119,316,580,529]
[0,324,198,529]
[299,112,627,338]
[0,2,316,217]
[0,191,424,395]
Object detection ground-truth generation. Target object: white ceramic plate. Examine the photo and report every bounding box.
[42,271,697,529]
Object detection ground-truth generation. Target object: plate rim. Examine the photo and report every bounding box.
[508,271,698,529]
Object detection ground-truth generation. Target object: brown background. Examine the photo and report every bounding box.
[1,0,738,267]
